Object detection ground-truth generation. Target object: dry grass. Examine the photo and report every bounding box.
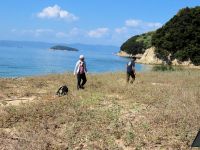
[0,70,199,149]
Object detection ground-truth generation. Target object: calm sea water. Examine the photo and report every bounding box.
[0,46,150,77]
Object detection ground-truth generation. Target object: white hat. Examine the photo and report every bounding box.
[79,55,84,59]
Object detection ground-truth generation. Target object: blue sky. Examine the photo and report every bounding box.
[0,0,199,46]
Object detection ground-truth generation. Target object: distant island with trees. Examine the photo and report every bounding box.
[50,45,78,51]
[119,6,200,66]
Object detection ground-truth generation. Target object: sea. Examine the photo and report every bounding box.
[0,43,151,77]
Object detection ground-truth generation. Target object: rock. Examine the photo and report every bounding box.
[172,59,192,66]
[171,59,200,69]
[116,51,142,58]
[136,47,163,65]
[116,51,132,57]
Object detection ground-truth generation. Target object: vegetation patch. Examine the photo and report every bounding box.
[0,71,199,149]
[120,6,200,66]
[120,32,154,55]
[152,6,200,65]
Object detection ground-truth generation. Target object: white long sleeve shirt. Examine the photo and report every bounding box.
[74,60,87,75]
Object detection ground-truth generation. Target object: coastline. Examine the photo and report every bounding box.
[116,51,143,58]
[116,51,132,58]
[117,48,200,69]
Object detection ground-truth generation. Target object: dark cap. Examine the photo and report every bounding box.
[131,56,136,60]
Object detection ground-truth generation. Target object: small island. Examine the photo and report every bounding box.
[50,45,78,51]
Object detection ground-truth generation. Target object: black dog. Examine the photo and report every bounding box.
[56,85,68,96]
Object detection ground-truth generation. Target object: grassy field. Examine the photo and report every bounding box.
[0,70,199,149]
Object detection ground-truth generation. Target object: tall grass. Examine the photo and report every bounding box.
[0,71,199,149]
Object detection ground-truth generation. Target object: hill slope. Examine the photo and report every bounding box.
[120,6,200,66]
[152,6,200,65]
[120,32,154,55]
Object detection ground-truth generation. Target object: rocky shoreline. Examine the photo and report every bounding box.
[117,47,200,69]
[116,51,142,59]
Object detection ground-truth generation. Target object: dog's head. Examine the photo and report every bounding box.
[56,85,68,96]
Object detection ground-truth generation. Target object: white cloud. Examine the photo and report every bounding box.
[115,27,127,34]
[34,29,54,36]
[56,27,109,39]
[56,32,67,38]
[125,19,142,27]
[68,27,81,36]
[146,22,162,28]
[111,19,162,44]
[88,28,109,38]
[35,29,54,33]
[12,28,54,37]
[9,18,162,45]
[56,27,83,38]
[37,5,78,21]
[125,19,162,29]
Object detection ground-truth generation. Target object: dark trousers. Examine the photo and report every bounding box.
[127,71,135,83]
[77,73,87,89]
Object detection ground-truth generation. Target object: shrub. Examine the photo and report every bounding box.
[152,64,175,71]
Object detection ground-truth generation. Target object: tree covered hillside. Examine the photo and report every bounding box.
[120,6,200,65]
[152,6,200,65]
[120,32,154,55]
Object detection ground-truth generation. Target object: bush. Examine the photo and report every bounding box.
[152,64,175,71]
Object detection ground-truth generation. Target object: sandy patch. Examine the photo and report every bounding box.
[0,96,37,106]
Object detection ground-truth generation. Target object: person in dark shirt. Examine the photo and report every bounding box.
[126,57,136,83]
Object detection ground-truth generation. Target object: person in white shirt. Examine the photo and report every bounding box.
[74,55,87,90]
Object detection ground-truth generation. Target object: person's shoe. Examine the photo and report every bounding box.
[80,85,85,89]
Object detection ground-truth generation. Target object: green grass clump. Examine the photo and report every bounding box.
[153,64,175,71]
